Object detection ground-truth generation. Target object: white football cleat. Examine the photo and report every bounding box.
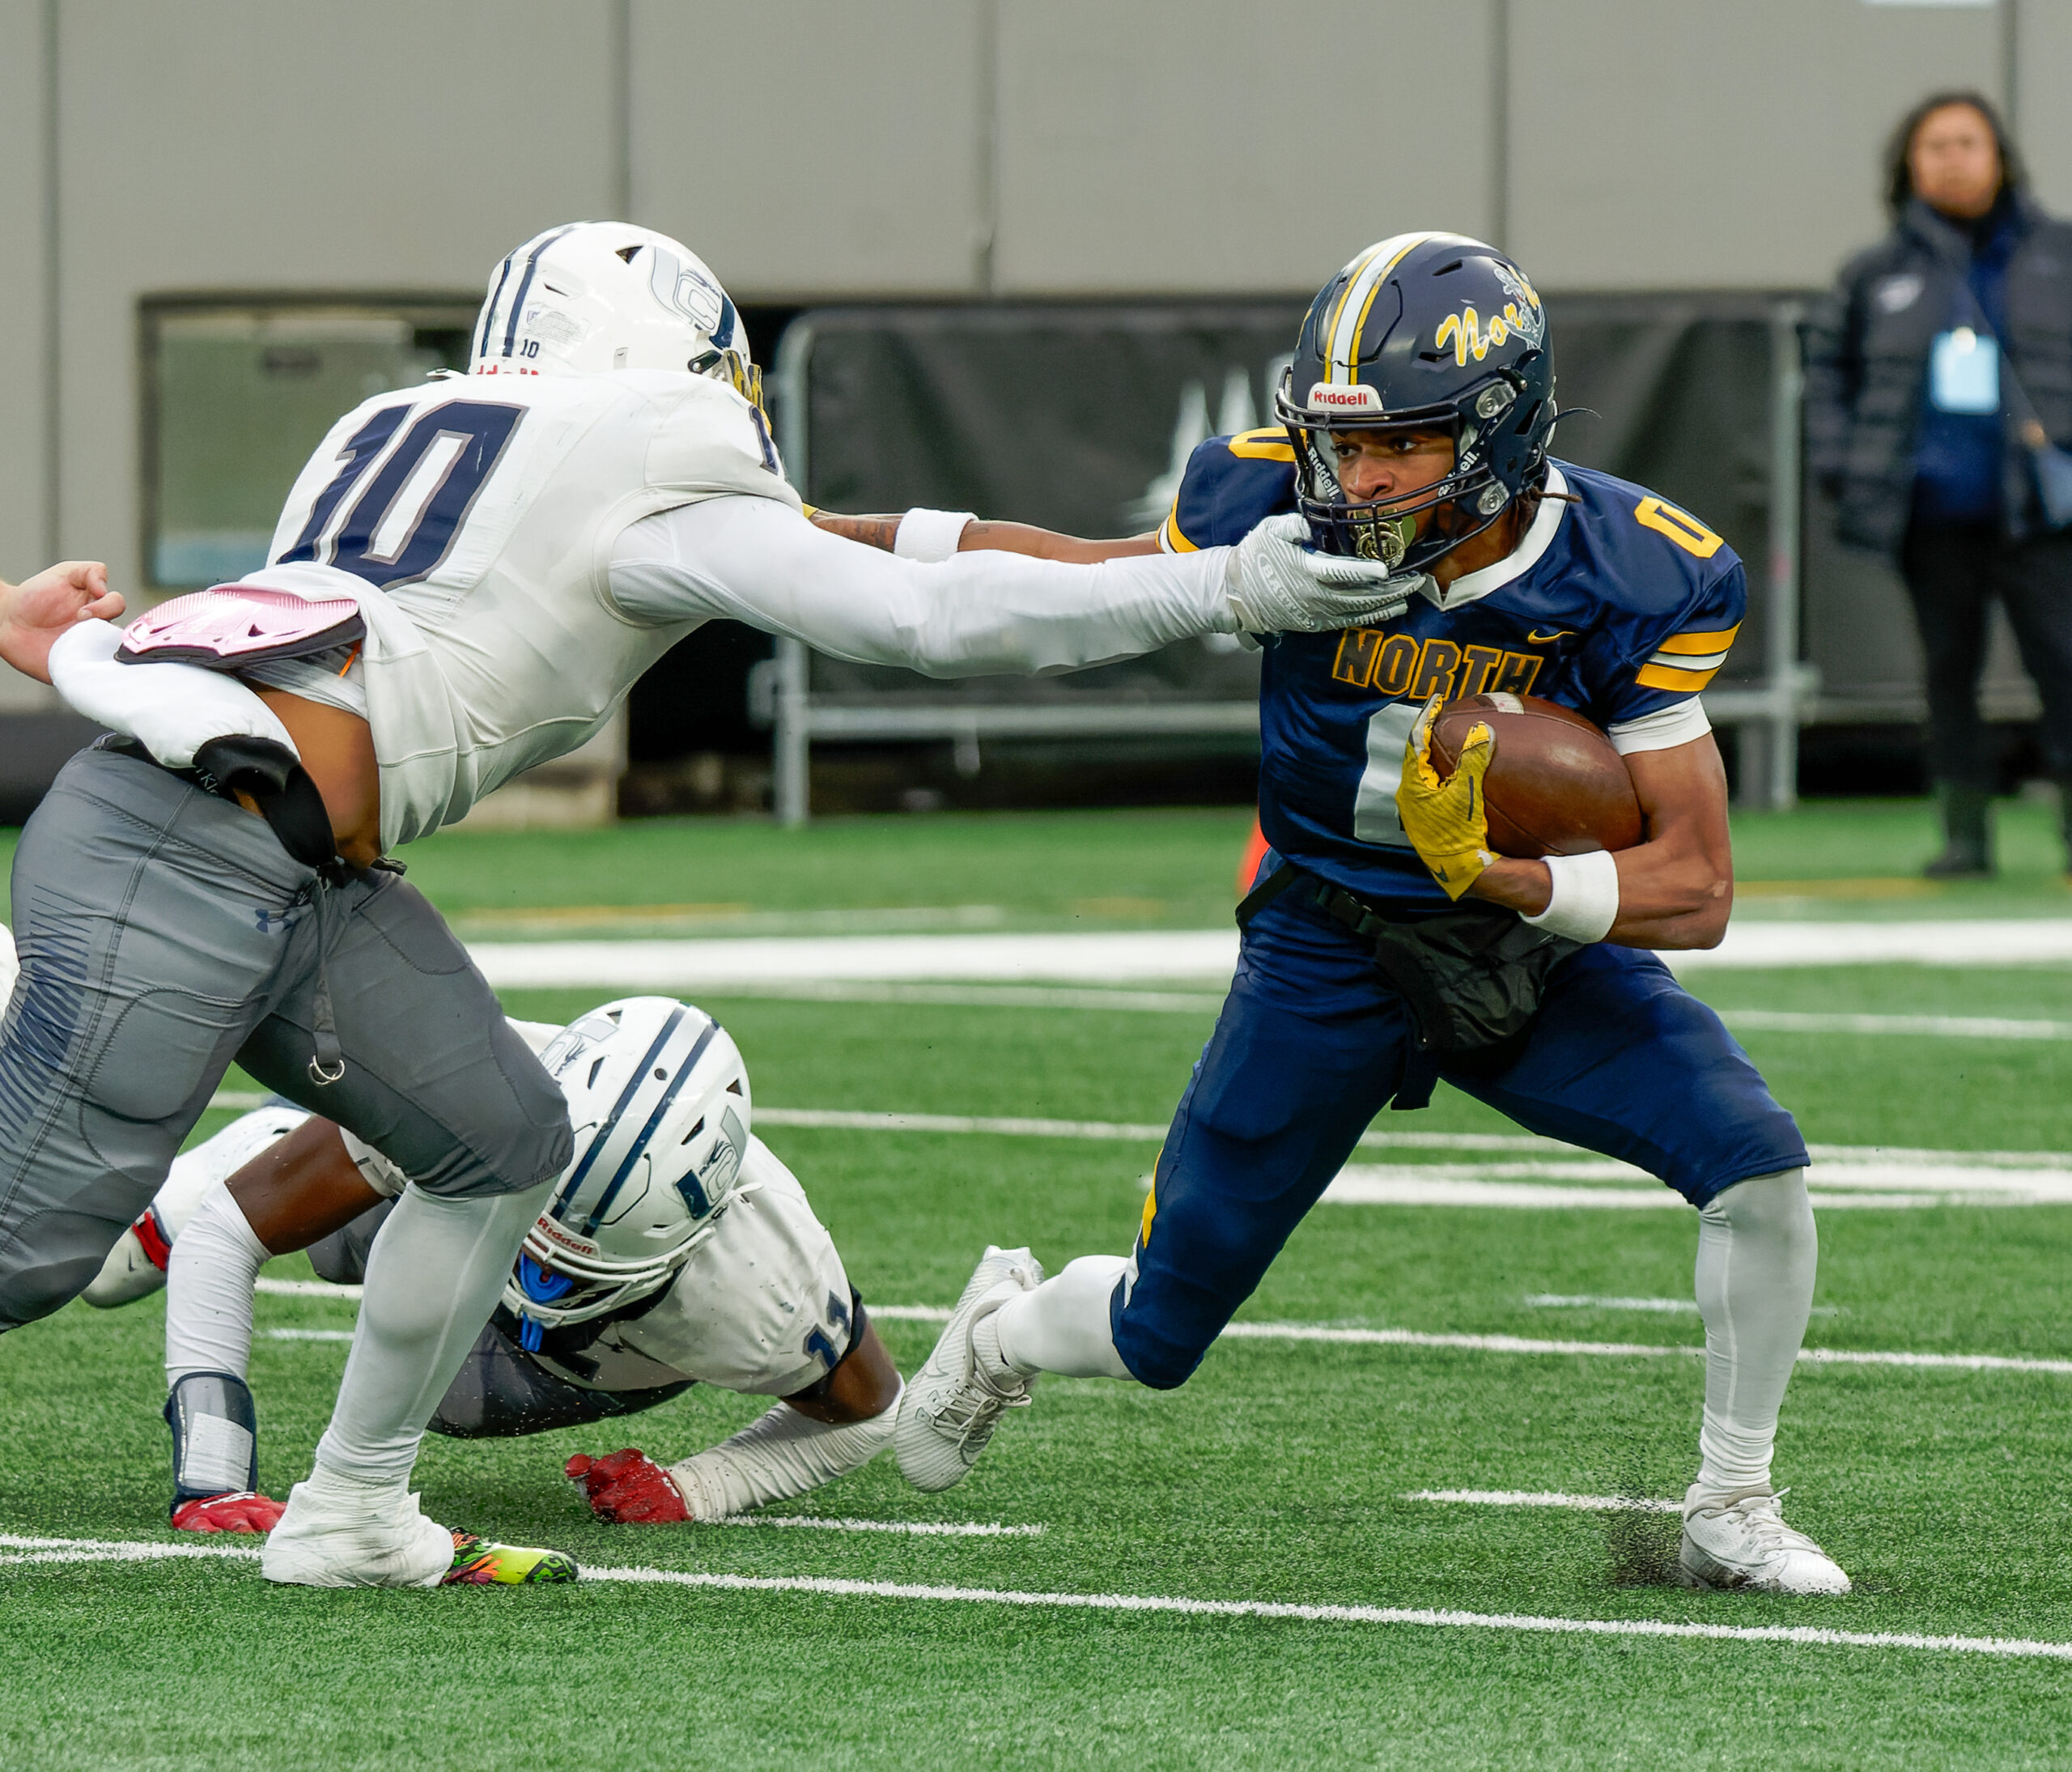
[82,1217,170,1308]
[1678,1486,1852,1595]
[894,1246,1044,1493]
[261,1470,467,1588]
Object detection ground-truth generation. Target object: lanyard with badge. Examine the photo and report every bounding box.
[1934,284,2072,528]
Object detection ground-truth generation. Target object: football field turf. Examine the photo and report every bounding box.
[2,804,2070,1769]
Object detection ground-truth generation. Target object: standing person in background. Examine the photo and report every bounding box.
[1806,92,2072,878]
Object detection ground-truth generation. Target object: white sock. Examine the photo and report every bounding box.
[670,1384,900,1519]
[1691,1167,1816,1505]
[992,1254,1133,1379]
[164,1179,270,1387]
[311,1178,554,1489]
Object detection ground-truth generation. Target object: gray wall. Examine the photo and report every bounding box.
[0,0,2056,709]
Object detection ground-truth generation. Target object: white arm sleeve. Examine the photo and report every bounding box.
[609,495,1237,677]
[1607,698,1711,755]
[48,619,297,770]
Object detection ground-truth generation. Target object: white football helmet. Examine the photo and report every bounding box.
[469,221,761,407]
[505,996,753,1338]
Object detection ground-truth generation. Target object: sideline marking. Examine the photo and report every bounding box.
[711,1515,1042,1539]
[2,1532,2066,1661]
[263,1328,353,1343]
[459,920,2072,993]
[1404,1489,1680,1514]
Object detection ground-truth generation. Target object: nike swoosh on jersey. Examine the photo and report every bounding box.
[1526,628,1573,644]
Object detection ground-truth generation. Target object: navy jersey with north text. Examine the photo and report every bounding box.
[1162,431,1743,909]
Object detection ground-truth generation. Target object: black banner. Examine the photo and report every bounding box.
[786,297,1781,707]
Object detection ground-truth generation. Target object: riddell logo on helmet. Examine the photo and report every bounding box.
[1305,383,1385,414]
[535,1221,595,1257]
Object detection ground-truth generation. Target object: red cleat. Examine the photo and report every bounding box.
[171,1490,287,1534]
[565,1448,690,1524]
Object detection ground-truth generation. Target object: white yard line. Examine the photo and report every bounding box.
[1719,1009,2072,1041]
[460,920,2072,994]
[678,981,1227,1013]
[758,1108,1173,1141]
[1211,1321,2072,1375]
[1526,1294,1701,1314]
[207,1097,2072,1185]
[256,1277,362,1300]
[1403,1489,1681,1514]
[1525,1294,1839,1317]
[711,1515,1042,1538]
[0,1532,2064,1661]
[263,1303,2070,1377]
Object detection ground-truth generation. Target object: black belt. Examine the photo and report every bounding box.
[1235,858,1581,1099]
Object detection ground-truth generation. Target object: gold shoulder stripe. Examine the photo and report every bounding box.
[1636,661,1719,692]
[1228,427,1296,462]
[1654,624,1741,657]
[1161,506,1199,554]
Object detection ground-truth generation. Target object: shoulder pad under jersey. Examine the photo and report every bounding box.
[1162,429,1297,552]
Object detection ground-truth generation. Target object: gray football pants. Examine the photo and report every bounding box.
[0,745,572,1328]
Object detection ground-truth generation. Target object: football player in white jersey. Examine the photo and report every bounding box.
[9,219,1408,1588]
[81,995,900,1536]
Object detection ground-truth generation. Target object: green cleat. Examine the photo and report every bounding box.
[439,1530,580,1587]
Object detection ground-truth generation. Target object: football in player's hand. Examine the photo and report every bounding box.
[1429,692,1642,858]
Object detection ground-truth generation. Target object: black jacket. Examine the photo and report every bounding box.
[1803,192,2072,555]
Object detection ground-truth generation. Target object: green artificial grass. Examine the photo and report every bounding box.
[2,809,2070,1766]
[6,796,2067,931]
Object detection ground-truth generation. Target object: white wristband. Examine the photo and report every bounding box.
[1521,848,1620,944]
[893,508,976,563]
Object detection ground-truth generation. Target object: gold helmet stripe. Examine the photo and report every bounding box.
[1323,232,1494,385]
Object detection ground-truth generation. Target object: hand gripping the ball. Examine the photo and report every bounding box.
[566,1448,692,1524]
[1396,693,1498,899]
[1226,513,1422,635]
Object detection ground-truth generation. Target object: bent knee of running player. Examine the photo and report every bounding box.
[236,873,572,1200]
[1447,944,1808,1206]
[1115,911,1409,1389]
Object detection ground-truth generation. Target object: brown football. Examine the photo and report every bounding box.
[1428,692,1643,859]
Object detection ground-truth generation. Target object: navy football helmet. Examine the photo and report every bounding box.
[1274,232,1557,573]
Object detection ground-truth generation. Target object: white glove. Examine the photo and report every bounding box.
[1225,512,1422,635]
[47,619,298,771]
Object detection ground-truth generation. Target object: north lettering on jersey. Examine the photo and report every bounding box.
[1161,432,1743,883]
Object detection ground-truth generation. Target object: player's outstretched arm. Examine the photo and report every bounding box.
[567,1321,902,1523]
[811,508,1161,563]
[0,560,122,682]
[1471,733,1734,950]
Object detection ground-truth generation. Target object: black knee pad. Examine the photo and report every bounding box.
[165,1371,259,1509]
[307,1198,397,1287]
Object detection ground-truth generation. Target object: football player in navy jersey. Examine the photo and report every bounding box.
[833,234,1850,1596]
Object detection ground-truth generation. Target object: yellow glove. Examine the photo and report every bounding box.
[1395,693,1497,899]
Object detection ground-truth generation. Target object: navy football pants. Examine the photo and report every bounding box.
[1110,881,1808,1390]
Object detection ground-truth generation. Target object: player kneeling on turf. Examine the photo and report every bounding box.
[92,997,900,1534]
